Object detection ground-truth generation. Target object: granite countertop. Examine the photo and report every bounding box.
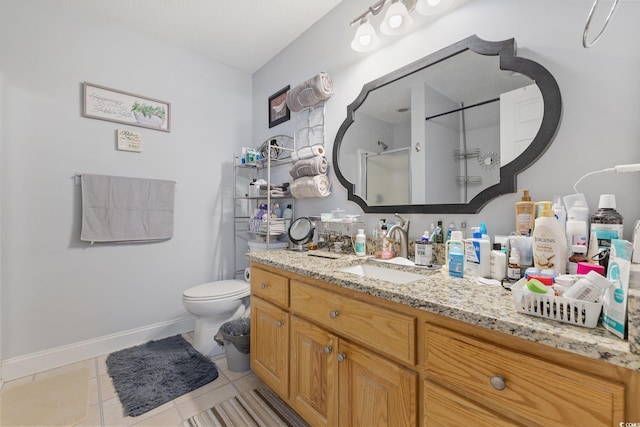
[247,249,640,371]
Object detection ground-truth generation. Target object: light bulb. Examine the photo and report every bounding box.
[351,19,380,52]
[380,1,413,35]
[416,0,454,15]
[389,14,403,29]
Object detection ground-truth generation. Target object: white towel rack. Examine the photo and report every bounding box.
[73,173,177,186]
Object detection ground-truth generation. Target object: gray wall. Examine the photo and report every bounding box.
[253,0,640,239]
[2,0,640,373]
[0,1,252,361]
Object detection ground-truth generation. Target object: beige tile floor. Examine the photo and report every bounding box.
[1,332,267,427]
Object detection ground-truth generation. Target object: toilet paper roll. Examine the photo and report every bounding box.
[244,267,251,282]
[291,145,325,162]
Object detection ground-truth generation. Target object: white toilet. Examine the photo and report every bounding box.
[182,279,250,356]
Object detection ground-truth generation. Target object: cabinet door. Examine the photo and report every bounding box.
[250,297,289,397]
[424,381,517,427]
[338,340,417,427]
[290,316,339,427]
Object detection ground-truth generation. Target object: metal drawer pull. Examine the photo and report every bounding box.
[329,310,339,319]
[490,375,506,391]
[260,282,268,289]
[276,321,284,327]
[337,353,347,362]
[323,346,333,354]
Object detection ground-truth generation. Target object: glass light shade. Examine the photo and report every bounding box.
[351,19,380,52]
[416,0,454,16]
[380,1,413,36]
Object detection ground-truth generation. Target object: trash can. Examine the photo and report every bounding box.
[214,317,250,372]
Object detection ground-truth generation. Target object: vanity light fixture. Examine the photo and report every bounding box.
[351,18,380,52]
[415,0,454,16]
[350,0,455,52]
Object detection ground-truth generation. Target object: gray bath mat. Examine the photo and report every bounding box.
[106,334,218,417]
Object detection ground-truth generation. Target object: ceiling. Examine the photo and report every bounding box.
[59,0,344,73]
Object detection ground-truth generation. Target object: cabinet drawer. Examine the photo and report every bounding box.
[425,324,625,427]
[291,280,416,365]
[424,380,515,427]
[251,267,289,308]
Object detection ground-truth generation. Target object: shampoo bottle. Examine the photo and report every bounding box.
[515,190,535,236]
[532,202,567,275]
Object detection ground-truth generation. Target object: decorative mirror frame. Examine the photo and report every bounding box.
[333,34,562,214]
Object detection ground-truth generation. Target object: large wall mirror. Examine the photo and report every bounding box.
[333,35,562,214]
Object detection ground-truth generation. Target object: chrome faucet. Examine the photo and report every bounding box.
[387,213,410,259]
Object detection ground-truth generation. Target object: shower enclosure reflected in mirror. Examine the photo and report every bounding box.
[333,35,562,214]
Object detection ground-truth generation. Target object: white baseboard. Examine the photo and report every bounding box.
[1,316,195,381]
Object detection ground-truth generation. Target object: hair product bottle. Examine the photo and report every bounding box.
[515,190,535,236]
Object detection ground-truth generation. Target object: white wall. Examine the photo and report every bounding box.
[253,0,640,240]
[0,1,251,372]
[0,69,4,382]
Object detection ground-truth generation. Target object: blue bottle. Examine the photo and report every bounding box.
[448,240,465,278]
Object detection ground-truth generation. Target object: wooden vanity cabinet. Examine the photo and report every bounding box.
[250,267,290,397]
[250,262,638,427]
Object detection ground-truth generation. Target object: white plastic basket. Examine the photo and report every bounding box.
[511,278,603,328]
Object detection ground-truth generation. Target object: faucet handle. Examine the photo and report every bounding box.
[394,213,409,229]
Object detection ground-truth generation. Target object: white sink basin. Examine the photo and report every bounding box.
[338,264,424,285]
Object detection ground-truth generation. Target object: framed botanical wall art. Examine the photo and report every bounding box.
[82,82,171,132]
[268,85,290,128]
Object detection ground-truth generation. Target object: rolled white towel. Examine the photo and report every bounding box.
[290,175,331,198]
[286,72,334,112]
[291,145,325,162]
[289,155,328,179]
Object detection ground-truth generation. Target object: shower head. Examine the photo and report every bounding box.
[377,141,389,150]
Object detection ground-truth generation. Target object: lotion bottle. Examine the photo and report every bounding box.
[532,202,567,275]
[515,190,535,236]
[464,231,491,277]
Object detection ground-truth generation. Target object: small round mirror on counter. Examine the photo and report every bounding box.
[288,217,314,251]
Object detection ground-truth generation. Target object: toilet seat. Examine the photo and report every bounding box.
[183,280,249,301]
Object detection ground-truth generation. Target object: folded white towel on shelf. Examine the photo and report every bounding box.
[290,175,331,198]
[289,155,328,179]
[286,72,334,112]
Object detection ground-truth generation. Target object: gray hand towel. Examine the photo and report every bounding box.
[80,174,175,243]
[288,155,328,179]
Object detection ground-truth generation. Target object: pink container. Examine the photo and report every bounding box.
[576,262,605,276]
